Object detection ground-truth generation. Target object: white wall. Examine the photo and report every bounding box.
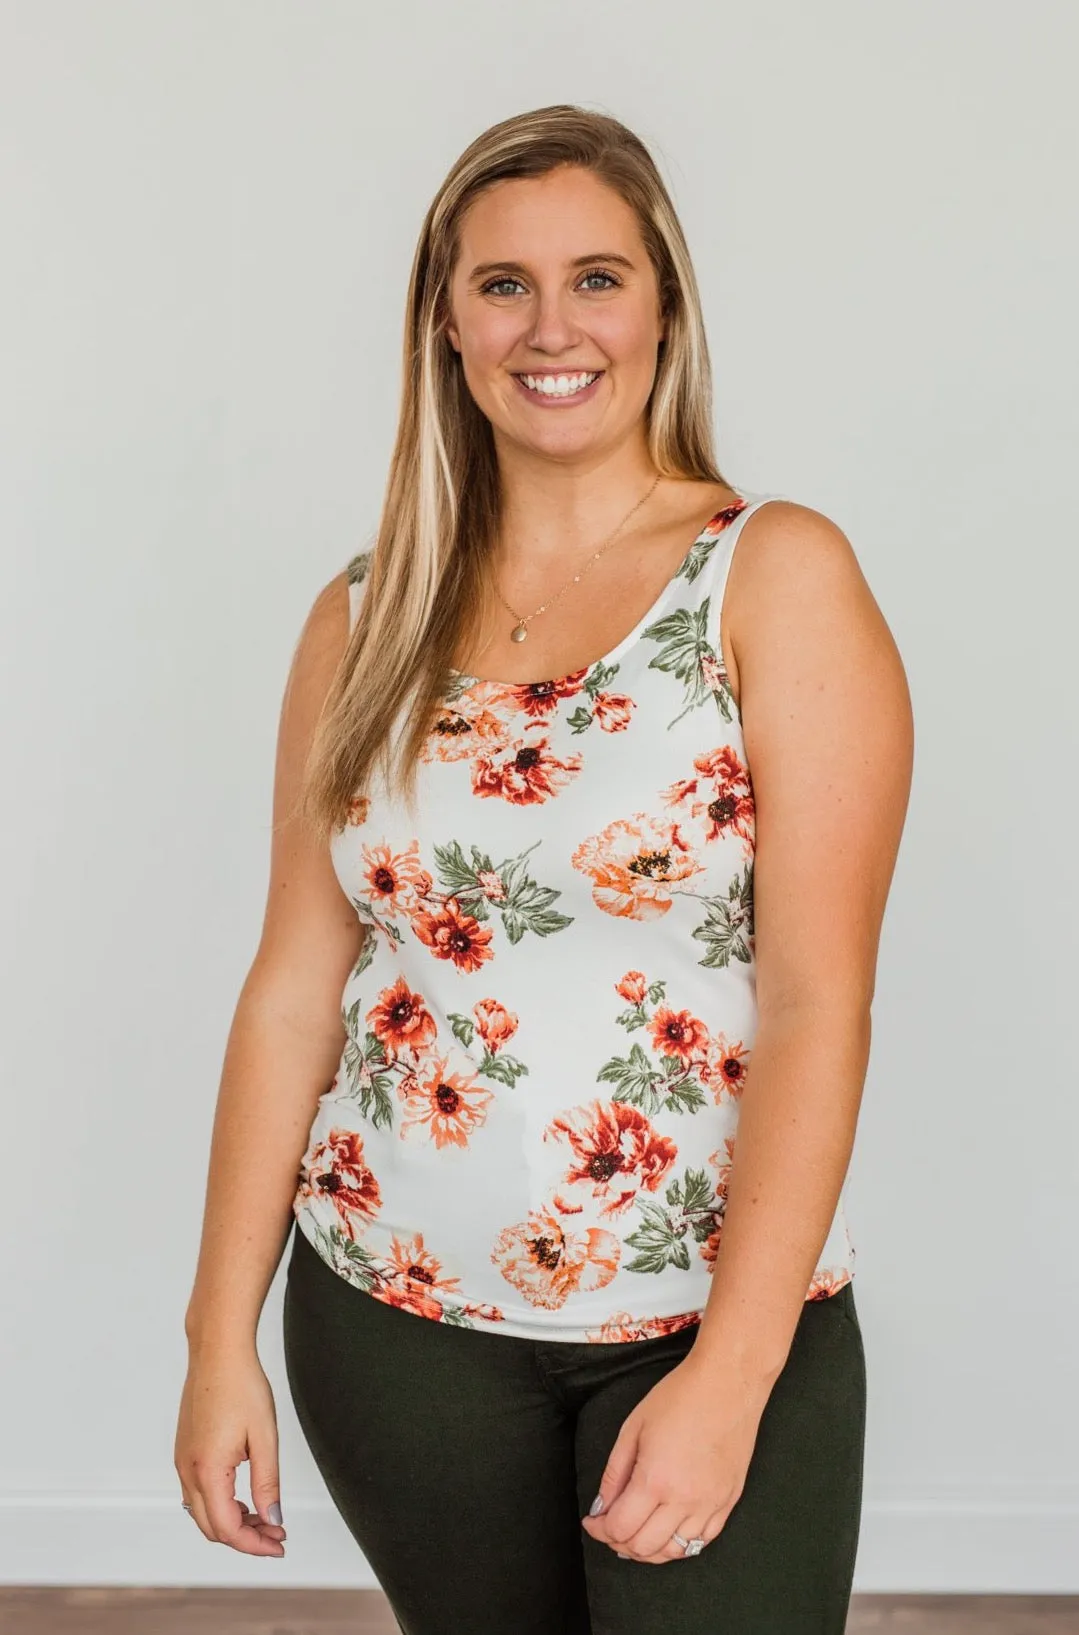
[2,0,1077,1592]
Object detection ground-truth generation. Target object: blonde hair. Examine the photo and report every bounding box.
[297,103,730,842]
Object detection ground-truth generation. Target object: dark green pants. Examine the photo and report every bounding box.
[283,1222,866,1634]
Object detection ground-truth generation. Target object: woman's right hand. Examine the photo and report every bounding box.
[174,1347,288,1556]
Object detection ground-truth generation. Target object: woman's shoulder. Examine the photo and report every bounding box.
[721,497,877,705]
[728,496,864,612]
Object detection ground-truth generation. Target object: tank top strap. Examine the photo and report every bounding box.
[695,489,791,663]
[344,546,374,635]
[342,494,789,651]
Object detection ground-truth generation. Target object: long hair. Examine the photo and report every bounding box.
[296,103,730,842]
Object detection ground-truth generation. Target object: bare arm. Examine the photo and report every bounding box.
[691,501,914,1382]
[183,569,365,1358]
[579,501,914,1564]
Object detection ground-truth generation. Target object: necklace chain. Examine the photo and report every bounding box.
[495,472,663,643]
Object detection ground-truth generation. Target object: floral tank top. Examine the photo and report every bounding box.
[291,489,856,1342]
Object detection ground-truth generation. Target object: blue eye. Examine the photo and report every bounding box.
[579,268,621,291]
[478,268,622,297]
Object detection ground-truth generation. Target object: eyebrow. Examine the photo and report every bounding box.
[467,252,636,280]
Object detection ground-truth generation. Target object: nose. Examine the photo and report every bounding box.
[524,291,582,357]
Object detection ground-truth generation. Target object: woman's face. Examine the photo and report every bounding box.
[444,165,666,463]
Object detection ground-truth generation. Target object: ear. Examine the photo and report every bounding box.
[446,326,460,353]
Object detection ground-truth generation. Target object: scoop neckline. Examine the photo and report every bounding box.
[448,487,755,693]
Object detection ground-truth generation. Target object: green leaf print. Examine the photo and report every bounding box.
[640,601,717,727]
[662,1074,708,1115]
[439,1303,475,1327]
[614,982,667,1034]
[339,1011,396,1130]
[500,879,573,944]
[597,1044,707,1118]
[622,1166,722,1275]
[709,666,737,725]
[447,1011,475,1047]
[433,840,494,919]
[597,1042,667,1115]
[442,670,478,706]
[498,845,573,940]
[312,1223,380,1289]
[622,1200,692,1274]
[691,861,755,969]
[352,895,406,947]
[583,660,621,698]
[567,662,625,734]
[446,1015,529,1087]
[676,537,718,585]
[677,1164,719,1222]
[478,1050,529,1088]
[352,931,376,977]
[345,549,372,586]
[615,1003,649,1032]
[496,841,538,897]
[433,838,574,943]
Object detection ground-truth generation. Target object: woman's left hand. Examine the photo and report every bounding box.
[580,1348,773,1565]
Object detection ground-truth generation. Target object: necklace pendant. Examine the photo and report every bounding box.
[510,622,528,643]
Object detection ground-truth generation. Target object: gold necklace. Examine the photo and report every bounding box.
[496,472,662,643]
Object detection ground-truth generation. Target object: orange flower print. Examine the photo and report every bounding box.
[381,1231,465,1320]
[365,976,437,1061]
[648,1005,710,1065]
[708,1136,736,1186]
[544,1100,678,1219]
[662,745,754,851]
[345,793,370,826]
[422,700,509,764]
[361,839,432,914]
[473,998,518,1053]
[299,1128,382,1240]
[490,1201,620,1310]
[615,970,648,1004]
[701,1036,751,1100]
[571,815,704,918]
[486,672,589,720]
[663,776,697,806]
[699,1138,736,1271]
[699,502,747,537]
[587,1309,702,1343]
[412,896,495,972]
[471,733,584,805]
[591,691,635,732]
[806,1267,853,1301]
[398,1055,495,1148]
[288,500,859,1336]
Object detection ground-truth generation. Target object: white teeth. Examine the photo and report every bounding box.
[519,371,600,397]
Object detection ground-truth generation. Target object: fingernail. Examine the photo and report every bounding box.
[589,1493,605,1516]
[267,1501,283,1525]
[618,1552,631,1560]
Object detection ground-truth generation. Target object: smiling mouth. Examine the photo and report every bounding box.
[514,370,604,398]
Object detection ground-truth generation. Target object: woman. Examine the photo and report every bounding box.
[175,105,913,1633]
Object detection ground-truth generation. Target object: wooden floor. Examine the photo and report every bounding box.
[1,1589,1078,1634]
